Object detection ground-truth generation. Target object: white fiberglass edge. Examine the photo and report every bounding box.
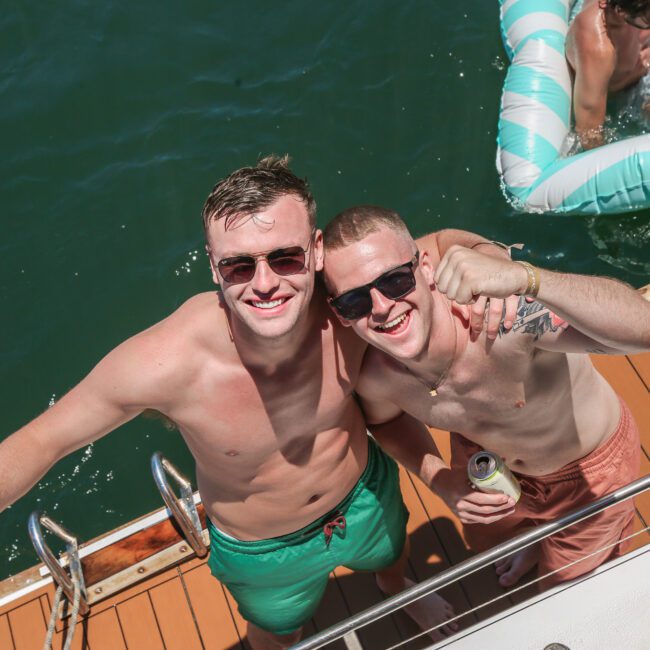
[427,544,650,650]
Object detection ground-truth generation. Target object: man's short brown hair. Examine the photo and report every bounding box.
[202,155,316,234]
[323,205,412,251]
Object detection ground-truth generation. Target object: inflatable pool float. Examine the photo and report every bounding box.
[497,0,650,215]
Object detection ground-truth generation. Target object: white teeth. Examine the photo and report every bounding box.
[252,298,285,309]
[376,313,407,330]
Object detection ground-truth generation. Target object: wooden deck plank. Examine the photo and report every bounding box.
[149,576,203,650]
[0,587,50,617]
[7,599,46,650]
[398,469,474,622]
[177,553,209,575]
[389,470,472,648]
[116,592,164,650]
[332,566,403,650]
[591,355,650,452]
[417,430,512,621]
[80,506,207,586]
[182,563,244,650]
[310,577,350,650]
[80,564,182,619]
[628,353,650,390]
[0,615,14,650]
[39,584,88,638]
[84,608,127,650]
[46,607,86,650]
[222,586,251,649]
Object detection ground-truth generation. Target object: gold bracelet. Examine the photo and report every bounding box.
[515,261,540,297]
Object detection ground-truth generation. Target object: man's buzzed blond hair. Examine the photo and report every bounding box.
[323,205,412,251]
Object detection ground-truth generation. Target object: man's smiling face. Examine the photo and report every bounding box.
[324,228,435,361]
[207,194,323,340]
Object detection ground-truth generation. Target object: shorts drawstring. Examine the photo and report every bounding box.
[323,511,346,548]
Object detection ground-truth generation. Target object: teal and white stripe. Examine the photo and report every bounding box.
[496,0,650,214]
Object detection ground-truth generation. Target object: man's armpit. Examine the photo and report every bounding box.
[505,297,569,341]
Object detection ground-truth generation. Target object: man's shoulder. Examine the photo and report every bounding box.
[570,6,615,59]
[357,346,402,398]
[152,291,228,343]
[102,292,228,385]
[168,291,224,322]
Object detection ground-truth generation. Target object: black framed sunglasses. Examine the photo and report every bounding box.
[328,252,419,320]
[216,230,316,285]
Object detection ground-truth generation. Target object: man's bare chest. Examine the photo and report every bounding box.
[398,345,536,433]
[166,338,365,455]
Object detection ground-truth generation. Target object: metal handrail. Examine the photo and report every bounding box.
[292,473,650,650]
[150,452,208,558]
[27,512,90,616]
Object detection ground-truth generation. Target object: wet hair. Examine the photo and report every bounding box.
[608,0,650,17]
[201,154,316,234]
[323,205,412,252]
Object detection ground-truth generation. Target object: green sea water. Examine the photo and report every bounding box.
[1,1,649,579]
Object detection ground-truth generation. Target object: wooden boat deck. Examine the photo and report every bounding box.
[1,353,648,650]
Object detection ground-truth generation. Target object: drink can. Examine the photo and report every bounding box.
[467,450,521,502]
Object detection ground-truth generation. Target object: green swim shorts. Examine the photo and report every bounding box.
[207,437,409,635]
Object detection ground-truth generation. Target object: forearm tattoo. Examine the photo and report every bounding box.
[499,297,568,341]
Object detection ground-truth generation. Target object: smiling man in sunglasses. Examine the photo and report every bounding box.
[566,0,650,150]
[0,156,519,648]
[323,205,650,591]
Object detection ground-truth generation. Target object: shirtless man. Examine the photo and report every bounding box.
[566,0,650,149]
[323,205,649,589]
[0,157,518,648]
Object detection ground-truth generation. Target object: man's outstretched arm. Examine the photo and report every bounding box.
[0,382,138,512]
[433,246,650,353]
[0,335,164,512]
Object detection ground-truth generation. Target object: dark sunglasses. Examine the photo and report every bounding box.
[216,231,315,285]
[328,252,419,320]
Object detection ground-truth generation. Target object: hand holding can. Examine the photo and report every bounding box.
[468,451,521,503]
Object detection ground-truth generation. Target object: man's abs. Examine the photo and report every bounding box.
[195,423,370,540]
[450,358,622,476]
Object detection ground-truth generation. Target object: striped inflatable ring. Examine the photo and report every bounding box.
[497,0,650,215]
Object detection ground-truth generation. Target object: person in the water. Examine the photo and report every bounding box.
[0,156,516,649]
[566,0,650,149]
[322,205,650,590]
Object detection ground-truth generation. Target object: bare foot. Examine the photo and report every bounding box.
[379,576,458,642]
[494,545,539,587]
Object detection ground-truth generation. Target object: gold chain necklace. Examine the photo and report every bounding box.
[404,300,457,397]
